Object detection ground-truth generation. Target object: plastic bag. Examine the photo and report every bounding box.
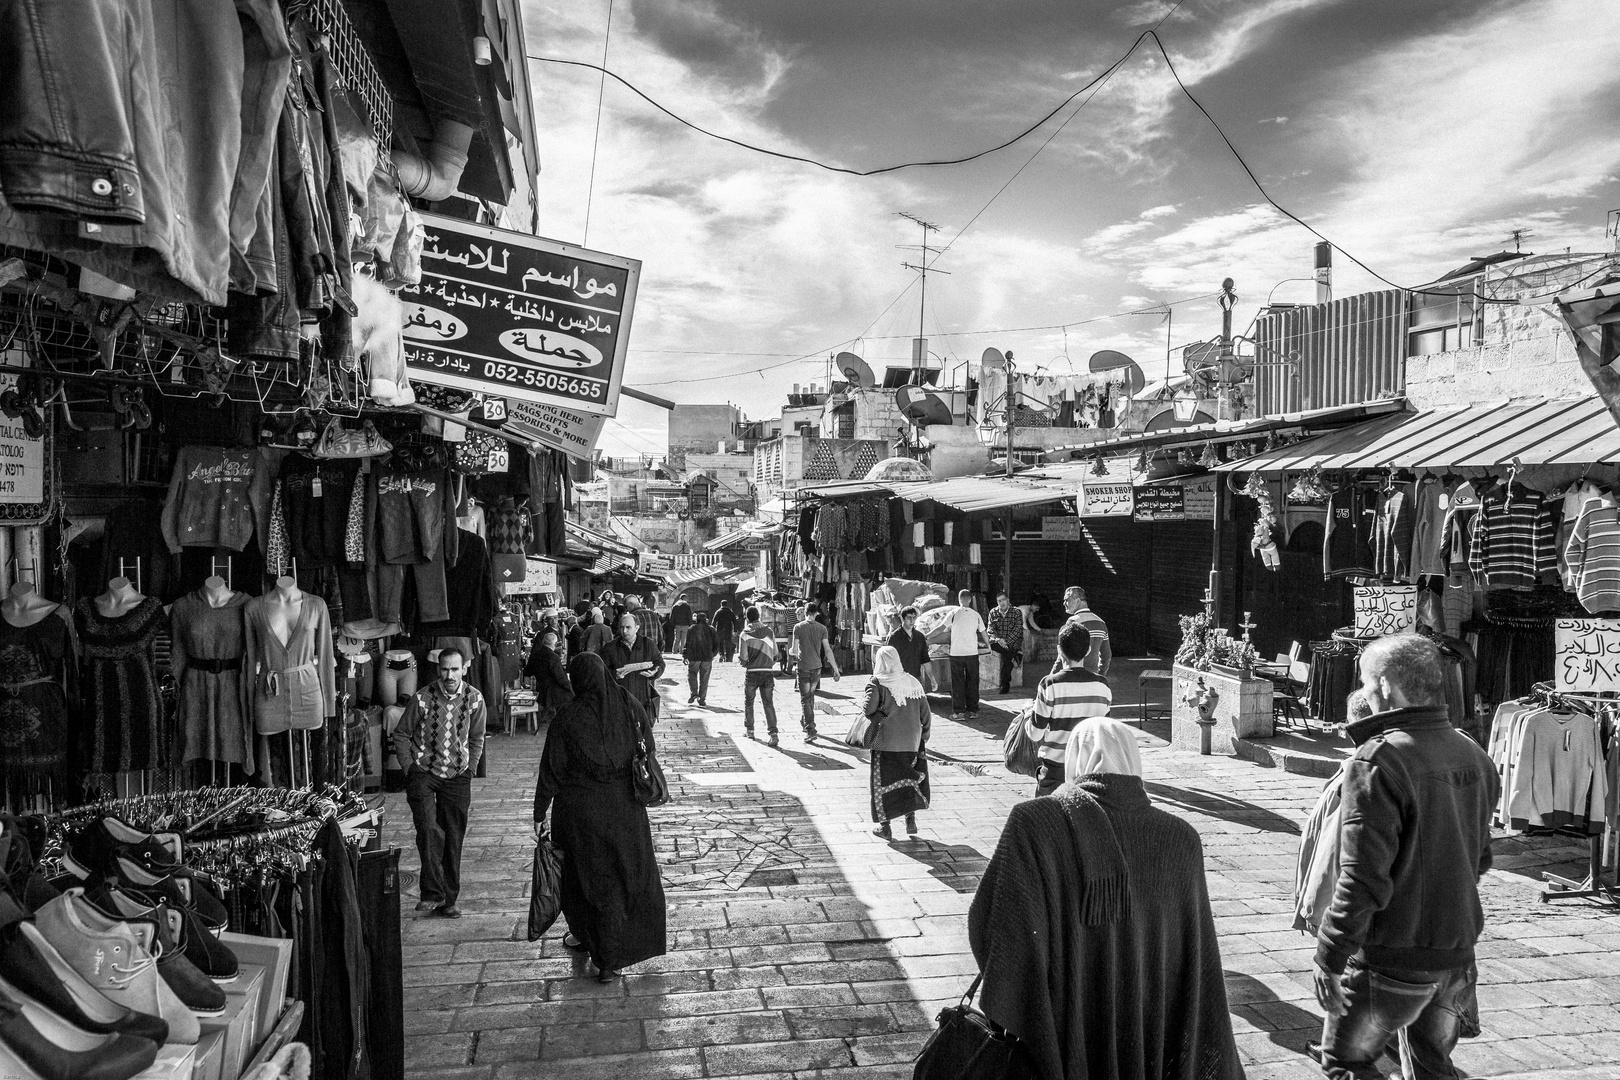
[527,837,564,941]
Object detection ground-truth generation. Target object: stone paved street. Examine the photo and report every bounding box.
[383,655,1620,1079]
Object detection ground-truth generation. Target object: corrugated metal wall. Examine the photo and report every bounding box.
[1254,289,1408,416]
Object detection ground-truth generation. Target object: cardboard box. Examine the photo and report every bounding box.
[199,964,264,1080]
[219,933,291,1042]
[193,1030,226,1080]
[133,1043,196,1080]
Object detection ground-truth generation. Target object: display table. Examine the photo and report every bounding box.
[1170,663,1274,755]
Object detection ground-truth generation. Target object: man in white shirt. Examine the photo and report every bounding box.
[947,590,987,720]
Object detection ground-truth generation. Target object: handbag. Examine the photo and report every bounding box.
[526,836,564,941]
[912,973,1039,1080]
[1002,705,1041,777]
[844,683,890,749]
[630,724,669,807]
[312,417,392,459]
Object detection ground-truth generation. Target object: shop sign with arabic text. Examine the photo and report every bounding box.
[400,215,640,416]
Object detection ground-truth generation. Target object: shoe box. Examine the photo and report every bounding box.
[219,932,293,1040]
[198,963,264,1080]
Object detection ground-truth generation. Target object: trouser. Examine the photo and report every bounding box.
[406,768,471,906]
[377,652,417,706]
[718,631,735,662]
[672,626,689,653]
[1320,960,1473,1080]
[990,642,1020,693]
[744,673,777,733]
[687,660,712,702]
[376,551,449,623]
[797,672,822,732]
[949,656,980,714]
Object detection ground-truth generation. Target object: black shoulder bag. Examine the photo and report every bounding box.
[912,973,1038,1080]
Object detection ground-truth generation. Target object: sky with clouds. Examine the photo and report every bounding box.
[517,0,1619,458]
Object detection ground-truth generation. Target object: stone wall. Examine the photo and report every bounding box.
[1405,331,1587,408]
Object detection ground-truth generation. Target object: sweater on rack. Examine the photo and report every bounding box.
[1468,486,1556,589]
[1564,488,1620,614]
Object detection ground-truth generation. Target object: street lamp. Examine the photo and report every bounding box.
[1172,390,1203,423]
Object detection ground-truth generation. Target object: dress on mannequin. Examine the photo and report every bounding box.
[171,585,252,768]
[75,581,164,786]
[245,584,336,734]
[0,583,77,798]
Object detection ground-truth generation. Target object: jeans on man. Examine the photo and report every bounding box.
[797,672,822,733]
[1319,960,1472,1080]
[990,642,1020,694]
[745,672,777,734]
[672,626,689,654]
[949,656,980,715]
[406,768,471,906]
[687,660,712,703]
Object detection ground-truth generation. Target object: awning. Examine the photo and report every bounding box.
[1216,396,1620,472]
[1045,398,1406,459]
[660,563,730,587]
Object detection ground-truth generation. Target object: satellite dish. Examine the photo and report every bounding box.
[1089,350,1146,395]
[981,347,1006,369]
[835,351,875,389]
[895,386,954,426]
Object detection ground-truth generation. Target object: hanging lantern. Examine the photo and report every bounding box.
[1263,429,1278,452]
[1135,448,1150,474]
[1177,448,1194,466]
[1091,453,1108,476]
[1199,442,1221,469]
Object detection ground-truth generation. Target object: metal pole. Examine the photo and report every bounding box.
[1003,353,1015,599]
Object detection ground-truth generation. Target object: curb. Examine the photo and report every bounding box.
[1232,736,1347,779]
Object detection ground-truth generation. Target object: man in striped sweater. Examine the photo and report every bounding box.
[1024,621,1112,796]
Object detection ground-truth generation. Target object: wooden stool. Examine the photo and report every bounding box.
[507,701,540,734]
[1138,669,1173,726]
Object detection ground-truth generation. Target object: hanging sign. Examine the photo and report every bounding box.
[1182,477,1216,521]
[1079,481,1134,518]
[0,365,44,505]
[401,214,640,417]
[1133,486,1185,522]
[1353,585,1418,637]
[504,558,560,596]
[501,398,606,459]
[1555,619,1620,693]
[1041,516,1082,540]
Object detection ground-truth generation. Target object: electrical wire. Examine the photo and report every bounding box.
[580,0,615,248]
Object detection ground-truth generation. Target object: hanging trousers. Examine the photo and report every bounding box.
[405,768,471,905]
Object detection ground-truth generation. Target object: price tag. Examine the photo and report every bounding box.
[312,476,323,498]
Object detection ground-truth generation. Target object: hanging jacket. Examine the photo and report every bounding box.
[280,457,359,568]
[373,464,458,566]
[161,446,275,554]
[1323,486,1376,579]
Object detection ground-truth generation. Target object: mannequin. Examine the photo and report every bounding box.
[202,574,235,608]
[1,580,58,628]
[244,574,335,735]
[96,576,146,619]
[172,575,252,774]
[76,575,164,785]
[264,574,303,646]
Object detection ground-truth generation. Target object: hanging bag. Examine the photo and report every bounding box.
[526,835,565,940]
[1002,705,1041,777]
[845,682,890,749]
[912,973,1039,1080]
[312,417,392,459]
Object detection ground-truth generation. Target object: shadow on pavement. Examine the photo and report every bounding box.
[770,744,856,770]
[1145,783,1302,835]
[1223,971,1322,1061]
[889,839,989,894]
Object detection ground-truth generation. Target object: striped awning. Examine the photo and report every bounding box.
[1215,397,1620,472]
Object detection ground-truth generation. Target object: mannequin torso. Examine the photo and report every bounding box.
[95,577,146,619]
[2,582,59,628]
[265,577,304,647]
[202,575,237,610]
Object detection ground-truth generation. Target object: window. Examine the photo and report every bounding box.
[1407,282,1481,357]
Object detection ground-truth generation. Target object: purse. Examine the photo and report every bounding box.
[1002,705,1041,777]
[312,418,392,459]
[845,683,890,749]
[630,723,670,808]
[912,974,1039,1080]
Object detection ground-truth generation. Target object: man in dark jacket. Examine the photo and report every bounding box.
[682,612,719,706]
[713,601,738,662]
[887,607,930,682]
[599,611,666,719]
[669,598,694,654]
[1314,633,1497,1080]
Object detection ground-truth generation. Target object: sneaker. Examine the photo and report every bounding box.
[744,727,755,740]
[32,890,198,1044]
[414,900,438,912]
[872,824,893,838]
[687,695,696,704]
[950,713,963,721]
[82,886,232,1012]
[0,979,160,1080]
[61,818,179,881]
[112,858,228,935]
[767,734,779,748]
[0,921,169,1044]
[436,904,462,919]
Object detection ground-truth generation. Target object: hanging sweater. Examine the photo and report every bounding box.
[1564,489,1620,614]
[1468,486,1556,589]
[1504,709,1607,834]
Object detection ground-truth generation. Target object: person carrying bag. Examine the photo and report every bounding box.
[861,645,931,839]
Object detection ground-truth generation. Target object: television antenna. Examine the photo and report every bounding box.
[898,212,950,383]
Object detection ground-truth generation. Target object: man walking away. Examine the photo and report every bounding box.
[599,612,666,720]
[669,597,694,655]
[393,647,487,919]
[791,603,840,741]
[1051,586,1111,676]
[1023,622,1112,796]
[987,590,1024,695]
[1314,634,1497,1080]
[713,600,738,662]
[581,607,614,655]
[946,590,987,719]
[683,611,719,705]
[739,607,780,745]
[888,606,930,682]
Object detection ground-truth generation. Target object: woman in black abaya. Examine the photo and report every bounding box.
[532,652,667,981]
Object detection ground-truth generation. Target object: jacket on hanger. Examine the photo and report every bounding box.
[161,446,276,554]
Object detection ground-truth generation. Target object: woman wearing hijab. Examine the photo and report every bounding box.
[968,719,1243,1080]
[522,631,574,722]
[532,653,667,982]
[865,645,931,839]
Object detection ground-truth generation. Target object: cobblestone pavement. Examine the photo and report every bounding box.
[382,655,1620,1079]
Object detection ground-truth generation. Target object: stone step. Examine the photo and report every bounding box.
[1232,728,1353,779]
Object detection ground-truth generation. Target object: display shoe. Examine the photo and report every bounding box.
[31,891,198,1045]
[60,820,179,881]
[111,859,228,935]
[0,979,159,1080]
[80,889,230,1013]
[0,922,167,1045]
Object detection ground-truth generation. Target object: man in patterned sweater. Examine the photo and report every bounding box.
[393,647,488,919]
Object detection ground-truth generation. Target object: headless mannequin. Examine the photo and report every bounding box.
[2,580,59,628]
[96,576,146,619]
[265,575,304,647]
[202,574,236,609]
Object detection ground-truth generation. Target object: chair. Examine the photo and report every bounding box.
[1272,647,1313,732]
[1138,668,1174,727]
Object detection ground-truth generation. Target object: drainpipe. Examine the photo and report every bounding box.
[392,119,476,202]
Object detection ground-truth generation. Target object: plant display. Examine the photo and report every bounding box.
[1176,611,1259,673]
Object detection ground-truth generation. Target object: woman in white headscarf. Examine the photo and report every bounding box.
[1062,716,1143,780]
[865,645,932,838]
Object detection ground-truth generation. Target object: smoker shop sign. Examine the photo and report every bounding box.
[401,215,640,416]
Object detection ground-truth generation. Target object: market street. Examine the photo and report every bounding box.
[385,657,1620,1080]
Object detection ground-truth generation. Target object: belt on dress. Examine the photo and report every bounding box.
[386,658,414,671]
[262,661,317,697]
[1,676,55,690]
[189,656,243,674]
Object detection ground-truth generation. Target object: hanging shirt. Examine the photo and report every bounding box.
[1469,486,1556,589]
[1410,477,1450,579]
[1324,487,1376,579]
[1564,488,1620,615]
